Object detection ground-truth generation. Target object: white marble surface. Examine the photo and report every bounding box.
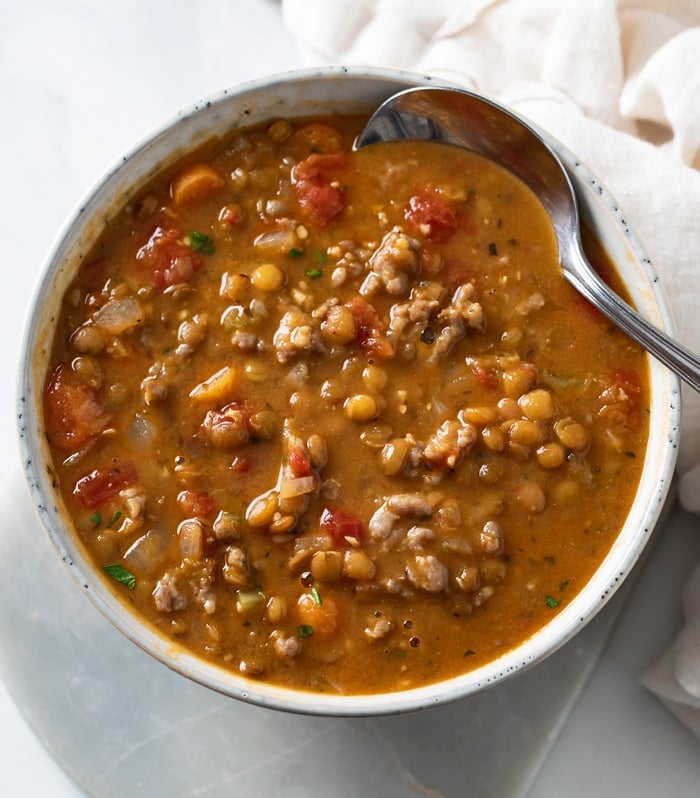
[1,2,699,796]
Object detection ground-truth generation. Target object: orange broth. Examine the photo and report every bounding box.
[43,115,648,694]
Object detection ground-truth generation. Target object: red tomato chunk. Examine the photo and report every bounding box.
[320,507,366,548]
[136,225,203,290]
[292,153,347,226]
[405,189,458,240]
[73,464,138,508]
[44,364,110,452]
[177,489,215,518]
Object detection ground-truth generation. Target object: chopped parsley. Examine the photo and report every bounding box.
[105,510,123,528]
[288,247,304,259]
[314,250,329,264]
[90,512,102,526]
[103,564,136,590]
[297,624,315,638]
[311,586,323,606]
[545,595,560,608]
[305,267,323,280]
[188,230,216,254]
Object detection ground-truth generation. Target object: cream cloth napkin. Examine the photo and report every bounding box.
[282,0,700,732]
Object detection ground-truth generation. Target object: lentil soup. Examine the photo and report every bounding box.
[43,114,649,695]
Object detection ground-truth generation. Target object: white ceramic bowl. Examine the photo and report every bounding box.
[17,66,681,716]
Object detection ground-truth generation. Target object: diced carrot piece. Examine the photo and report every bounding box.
[170,162,225,206]
[297,592,338,640]
[189,366,240,403]
[287,123,344,158]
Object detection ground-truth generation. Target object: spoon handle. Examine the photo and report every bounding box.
[566,247,700,392]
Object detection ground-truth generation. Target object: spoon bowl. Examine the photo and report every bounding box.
[356,86,700,392]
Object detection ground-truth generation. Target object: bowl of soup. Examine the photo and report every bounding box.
[17,66,680,716]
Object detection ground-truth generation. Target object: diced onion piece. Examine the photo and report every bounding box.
[177,519,204,557]
[123,527,171,573]
[93,296,143,334]
[253,229,296,253]
[236,587,265,613]
[189,365,239,402]
[279,475,316,499]
[127,413,158,446]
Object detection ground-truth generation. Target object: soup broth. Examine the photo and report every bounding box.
[43,114,649,695]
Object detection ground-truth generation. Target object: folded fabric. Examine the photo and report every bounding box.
[640,558,700,736]
[282,0,700,737]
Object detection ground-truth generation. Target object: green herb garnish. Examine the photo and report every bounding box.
[106,510,122,528]
[188,231,216,254]
[297,624,315,638]
[90,512,102,526]
[314,250,329,264]
[289,247,304,259]
[559,580,569,592]
[545,595,560,608]
[305,267,323,280]
[311,586,322,606]
[103,564,136,590]
[463,649,476,657]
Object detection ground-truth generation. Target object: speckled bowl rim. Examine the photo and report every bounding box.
[17,66,681,717]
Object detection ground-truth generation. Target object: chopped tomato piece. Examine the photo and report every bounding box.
[288,446,313,478]
[44,365,110,453]
[405,189,458,240]
[346,297,394,359]
[230,455,252,473]
[471,363,499,390]
[292,153,347,226]
[320,507,366,548]
[177,489,215,518]
[73,464,137,509]
[136,225,204,290]
[218,203,243,227]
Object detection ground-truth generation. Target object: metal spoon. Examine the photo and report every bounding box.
[356,86,700,392]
